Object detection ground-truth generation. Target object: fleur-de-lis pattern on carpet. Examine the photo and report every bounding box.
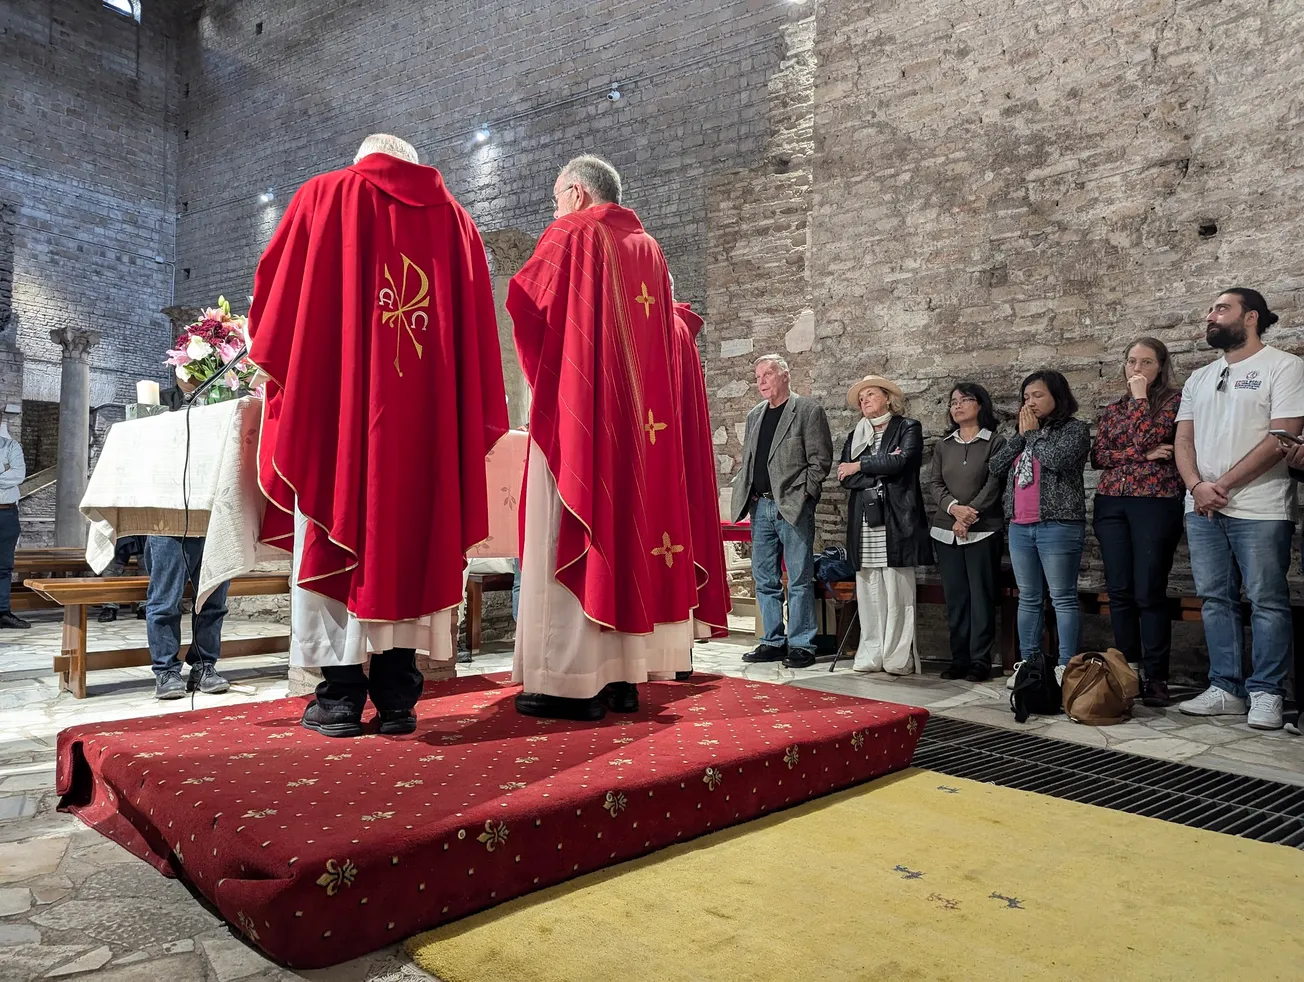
[54,672,926,969]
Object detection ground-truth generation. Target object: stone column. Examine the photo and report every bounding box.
[482,229,537,427]
[50,328,99,548]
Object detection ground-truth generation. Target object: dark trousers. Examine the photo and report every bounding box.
[935,532,1002,671]
[0,507,18,614]
[1092,494,1184,681]
[316,648,424,717]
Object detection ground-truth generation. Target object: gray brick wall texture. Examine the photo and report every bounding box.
[1,0,180,409]
[172,0,802,318]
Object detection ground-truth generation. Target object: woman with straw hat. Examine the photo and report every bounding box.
[836,375,933,674]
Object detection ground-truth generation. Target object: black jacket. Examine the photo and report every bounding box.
[839,416,934,569]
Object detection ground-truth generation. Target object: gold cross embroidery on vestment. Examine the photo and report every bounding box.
[651,532,684,568]
[378,254,430,377]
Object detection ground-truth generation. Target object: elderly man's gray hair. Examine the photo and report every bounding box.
[755,354,790,375]
[354,134,419,165]
[560,155,622,205]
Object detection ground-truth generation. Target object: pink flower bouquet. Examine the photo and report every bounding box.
[165,296,255,403]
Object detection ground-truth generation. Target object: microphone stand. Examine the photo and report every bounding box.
[184,344,250,406]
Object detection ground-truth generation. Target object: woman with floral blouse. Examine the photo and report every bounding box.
[1091,338,1184,707]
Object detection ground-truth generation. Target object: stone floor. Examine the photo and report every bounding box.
[0,614,1299,980]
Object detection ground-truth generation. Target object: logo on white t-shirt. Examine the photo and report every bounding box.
[1234,370,1262,390]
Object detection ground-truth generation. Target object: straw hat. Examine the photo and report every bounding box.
[846,374,905,408]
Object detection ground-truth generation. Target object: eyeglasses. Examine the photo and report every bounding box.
[1216,365,1230,392]
[552,184,578,207]
[949,396,978,408]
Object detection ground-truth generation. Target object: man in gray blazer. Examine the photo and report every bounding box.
[729,354,833,667]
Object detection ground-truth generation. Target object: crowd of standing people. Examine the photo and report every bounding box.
[734,287,1302,733]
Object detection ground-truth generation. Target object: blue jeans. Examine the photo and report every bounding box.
[1008,521,1085,666]
[144,536,230,678]
[750,496,817,653]
[1184,512,1294,698]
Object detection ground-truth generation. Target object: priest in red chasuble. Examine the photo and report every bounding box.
[673,300,732,652]
[509,155,699,720]
[249,134,508,738]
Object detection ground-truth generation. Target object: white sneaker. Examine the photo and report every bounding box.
[1178,686,1248,717]
[1006,661,1025,690]
[1247,692,1284,731]
[1054,665,1066,686]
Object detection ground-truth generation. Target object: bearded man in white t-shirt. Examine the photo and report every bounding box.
[1173,288,1304,731]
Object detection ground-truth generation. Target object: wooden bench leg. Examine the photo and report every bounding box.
[61,603,88,699]
[467,580,484,654]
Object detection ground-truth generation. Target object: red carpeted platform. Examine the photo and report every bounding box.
[56,672,926,968]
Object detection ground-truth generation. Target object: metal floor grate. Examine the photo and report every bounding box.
[913,717,1304,849]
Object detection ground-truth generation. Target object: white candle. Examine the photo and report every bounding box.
[136,380,160,405]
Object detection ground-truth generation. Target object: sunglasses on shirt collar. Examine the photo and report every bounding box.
[1216,364,1230,391]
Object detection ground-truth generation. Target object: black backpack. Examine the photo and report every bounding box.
[1010,653,1062,723]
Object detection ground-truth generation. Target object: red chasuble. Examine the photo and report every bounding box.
[509,204,697,634]
[248,153,508,621]
[673,302,731,638]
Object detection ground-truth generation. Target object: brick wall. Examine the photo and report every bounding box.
[1,0,181,411]
[173,0,806,319]
[18,399,58,472]
[808,0,1304,562]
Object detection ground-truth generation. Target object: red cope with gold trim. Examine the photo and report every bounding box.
[248,153,508,621]
[674,302,732,638]
[509,204,697,633]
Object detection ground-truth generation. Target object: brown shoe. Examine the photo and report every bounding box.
[1141,679,1171,708]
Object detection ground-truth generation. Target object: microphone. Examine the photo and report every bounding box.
[185,344,250,405]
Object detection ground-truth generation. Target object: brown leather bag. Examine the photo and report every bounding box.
[1060,648,1138,725]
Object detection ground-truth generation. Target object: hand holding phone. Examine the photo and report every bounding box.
[1269,429,1303,445]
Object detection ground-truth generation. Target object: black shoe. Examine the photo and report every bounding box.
[154,671,186,700]
[1141,679,1171,708]
[602,682,639,713]
[375,708,418,735]
[965,665,991,683]
[187,663,230,695]
[940,665,969,680]
[514,692,606,721]
[300,700,364,738]
[456,649,472,665]
[783,648,817,669]
[673,671,695,682]
[97,606,118,623]
[0,612,31,630]
[742,643,787,664]
[135,604,146,620]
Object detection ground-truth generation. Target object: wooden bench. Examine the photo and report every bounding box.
[10,547,109,613]
[464,571,515,653]
[815,576,1021,671]
[24,573,291,699]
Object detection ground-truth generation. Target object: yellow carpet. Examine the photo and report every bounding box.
[407,768,1304,982]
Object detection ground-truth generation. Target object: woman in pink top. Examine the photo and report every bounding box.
[989,370,1091,689]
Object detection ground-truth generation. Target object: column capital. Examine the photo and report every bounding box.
[49,328,101,359]
[482,229,537,278]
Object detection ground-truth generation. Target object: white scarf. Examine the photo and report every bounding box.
[851,413,893,458]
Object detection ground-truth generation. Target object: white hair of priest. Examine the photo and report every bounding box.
[354,134,419,165]
[559,155,622,205]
